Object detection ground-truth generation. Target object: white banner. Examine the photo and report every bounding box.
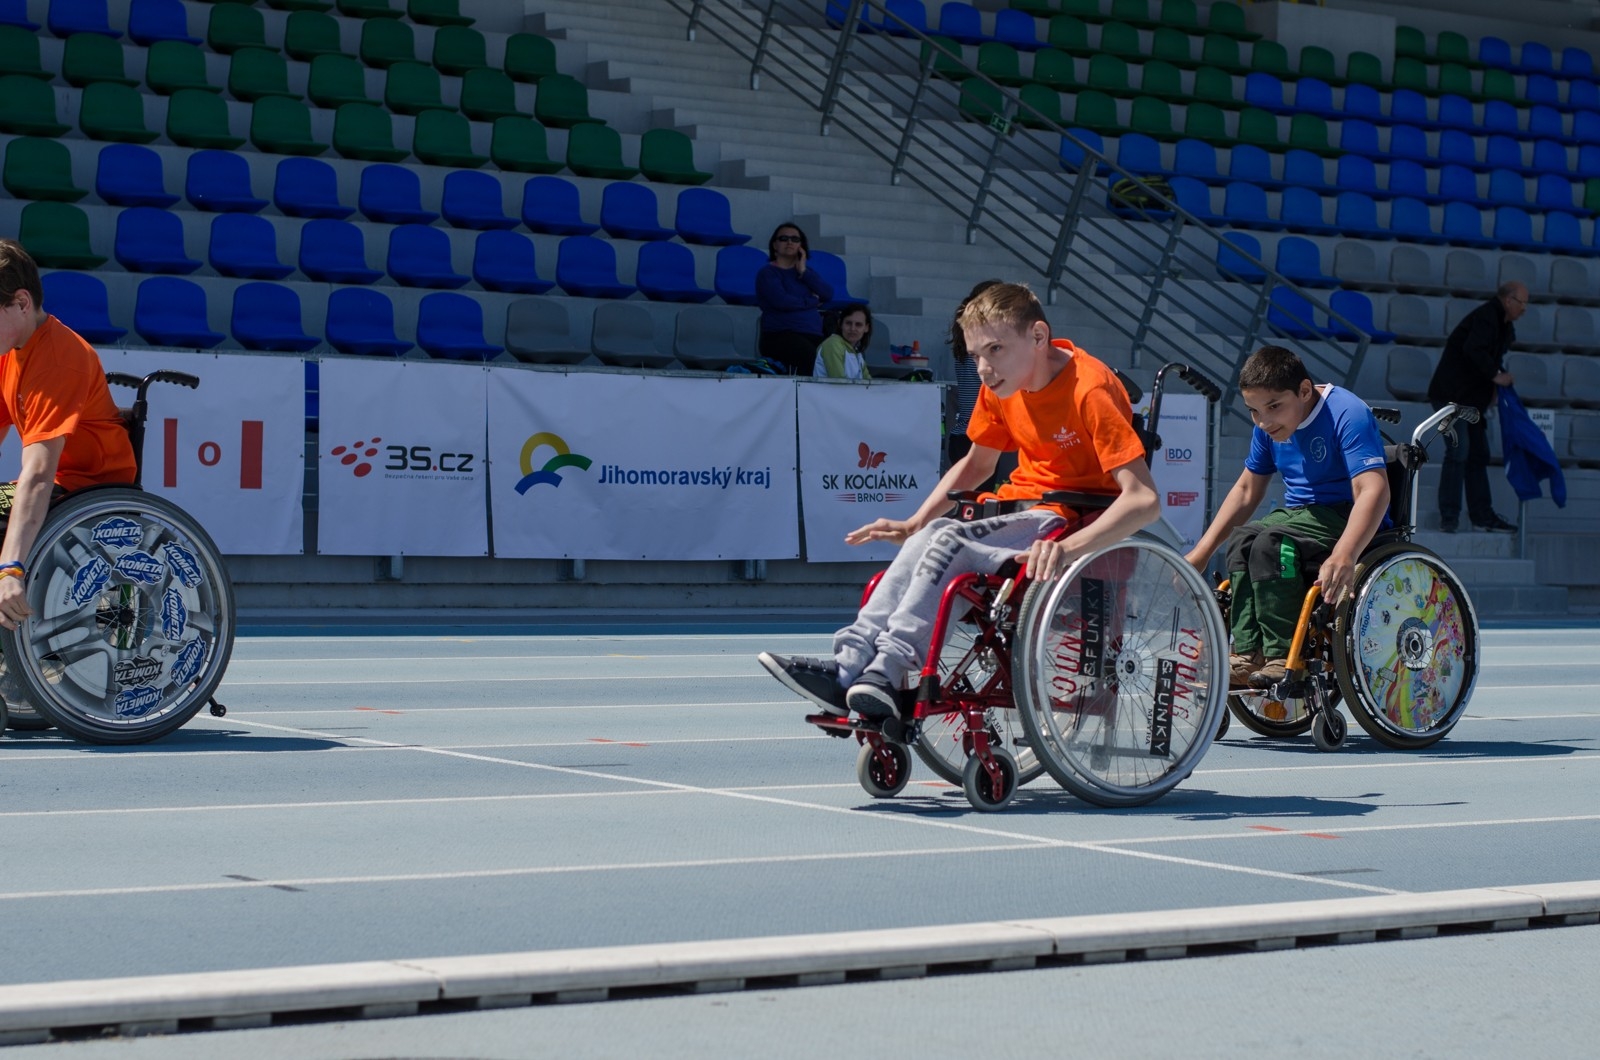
[1144,393,1209,551]
[487,370,798,560]
[797,382,943,564]
[317,359,488,557]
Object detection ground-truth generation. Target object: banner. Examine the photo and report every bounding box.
[1145,392,1209,551]
[316,359,488,557]
[797,382,943,564]
[487,370,798,560]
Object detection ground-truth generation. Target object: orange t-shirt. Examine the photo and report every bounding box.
[965,338,1146,509]
[0,315,138,491]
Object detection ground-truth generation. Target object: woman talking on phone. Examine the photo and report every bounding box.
[755,222,833,375]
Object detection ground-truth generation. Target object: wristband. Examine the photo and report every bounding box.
[0,562,24,580]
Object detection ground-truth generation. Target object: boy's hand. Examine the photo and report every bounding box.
[1019,537,1073,582]
[1183,546,1208,573]
[1316,552,1357,606]
[846,517,913,546]
[0,575,29,631]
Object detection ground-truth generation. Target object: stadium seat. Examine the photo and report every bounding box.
[48,0,118,38]
[1058,127,1106,173]
[1385,346,1435,400]
[521,175,598,235]
[673,187,749,246]
[1227,144,1274,188]
[94,143,176,207]
[1172,138,1221,182]
[1492,207,1542,253]
[0,75,69,136]
[274,157,351,219]
[1388,196,1441,242]
[1566,357,1600,408]
[599,182,675,241]
[333,103,408,162]
[636,241,714,303]
[879,0,930,37]
[167,88,245,149]
[387,224,469,288]
[230,47,295,102]
[591,302,671,368]
[673,305,744,371]
[1242,72,1285,112]
[1214,232,1265,283]
[1141,60,1187,104]
[1266,286,1317,339]
[208,3,267,54]
[1444,250,1494,297]
[1550,258,1595,304]
[713,245,766,307]
[359,163,437,224]
[1236,108,1282,154]
[1531,141,1572,179]
[3,138,86,202]
[339,0,402,18]
[146,41,215,95]
[252,96,329,156]
[1542,211,1591,256]
[1276,236,1336,286]
[284,11,344,62]
[1286,149,1338,193]
[298,219,382,283]
[1221,180,1275,229]
[1390,245,1442,292]
[384,61,445,115]
[938,2,985,45]
[1113,133,1163,178]
[639,128,712,186]
[134,277,224,347]
[1386,159,1431,203]
[432,24,487,76]
[1561,46,1595,80]
[1181,101,1229,145]
[993,8,1041,50]
[416,291,501,360]
[0,24,47,79]
[1326,290,1396,343]
[413,109,489,169]
[0,0,37,30]
[459,68,520,122]
[325,287,411,356]
[504,297,588,365]
[472,229,553,294]
[1441,201,1495,247]
[1388,295,1444,345]
[490,116,562,174]
[232,282,320,351]
[1207,0,1257,41]
[59,32,136,88]
[504,32,558,84]
[409,0,473,27]
[308,55,373,108]
[440,170,517,229]
[1331,240,1382,289]
[808,249,867,309]
[1032,48,1078,91]
[1167,175,1222,223]
[41,271,125,343]
[567,124,638,180]
[1439,164,1490,208]
[536,74,601,128]
[210,213,293,279]
[115,207,201,273]
[1485,135,1525,175]
[129,0,199,45]
[186,150,268,212]
[1149,28,1194,70]
[1046,15,1093,57]
[1334,191,1387,240]
[556,236,635,298]
[1535,174,1579,214]
[359,17,415,67]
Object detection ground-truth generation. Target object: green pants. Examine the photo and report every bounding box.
[1224,505,1350,658]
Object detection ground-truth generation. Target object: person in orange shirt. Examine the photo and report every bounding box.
[0,240,138,631]
[761,281,1160,718]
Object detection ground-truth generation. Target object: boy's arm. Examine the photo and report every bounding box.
[1022,456,1161,581]
[845,443,1002,546]
[1184,467,1272,572]
[0,436,66,631]
[1316,467,1390,604]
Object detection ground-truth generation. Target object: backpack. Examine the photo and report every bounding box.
[1110,175,1173,211]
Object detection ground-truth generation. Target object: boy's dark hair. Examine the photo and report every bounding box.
[0,239,43,311]
[949,278,1003,362]
[1238,345,1313,393]
[833,303,872,349]
[766,221,809,261]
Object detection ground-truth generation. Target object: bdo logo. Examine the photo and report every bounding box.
[516,432,592,494]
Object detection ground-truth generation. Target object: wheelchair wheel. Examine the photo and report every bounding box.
[1014,536,1228,808]
[1227,691,1314,738]
[1333,544,1478,750]
[856,740,912,798]
[0,663,54,731]
[912,613,1044,788]
[0,488,235,745]
[961,748,1019,812]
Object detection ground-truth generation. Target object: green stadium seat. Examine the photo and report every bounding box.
[432,25,488,77]
[639,128,712,185]
[566,123,637,179]
[308,54,373,107]
[1235,106,1280,150]
[3,138,87,201]
[1345,51,1385,90]
[958,80,1003,124]
[1586,178,1600,213]
[285,11,345,62]
[77,82,156,142]
[1482,68,1517,104]
[1149,26,1193,68]
[1191,65,1237,108]
[1087,54,1134,96]
[0,24,49,79]
[1129,95,1179,138]
[167,88,245,148]
[1098,22,1142,61]
[383,60,446,115]
[251,95,328,154]
[1060,0,1106,22]
[1298,46,1337,84]
[535,74,601,128]
[1182,99,1230,145]
[920,36,968,81]
[333,101,407,160]
[61,33,137,88]
[408,0,473,26]
[490,115,562,173]
[1017,83,1065,128]
[1199,34,1247,76]
[1073,89,1126,135]
[1250,39,1290,78]
[146,41,219,96]
[413,108,488,167]
[1206,1,1258,42]
[459,68,520,122]
[0,75,69,136]
[1288,111,1336,157]
[265,0,334,10]
[229,47,295,102]
[1010,0,1054,13]
[337,0,401,17]
[1032,48,1078,89]
[207,3,266,54]
[1436,30,1478,69]
[18,202,106,269]
[977,42,1027,86]
[1395,25,1427,62]
[1046,16,1094,57]
[1156,0,1199,31]
[1392,57,1430,94]
[504,33,558,83]
[1110,0,1156,30]
[1140,59,1185,102]
[359,17,415,68]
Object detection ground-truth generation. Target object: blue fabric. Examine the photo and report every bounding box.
[1246,385,1388,507]
[755,263,832,334]
[1497,386,1567,507]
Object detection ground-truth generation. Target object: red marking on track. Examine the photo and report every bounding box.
[1304,832,1342,840]
[354,707,403,715]
[916,781,956,788]
[1247,825,1289,832]
[588,738,648,747]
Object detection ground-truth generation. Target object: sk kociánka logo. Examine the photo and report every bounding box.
[516,432,592,494]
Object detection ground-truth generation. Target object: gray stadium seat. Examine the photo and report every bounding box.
[1331,240,1382,290]
[503,296,589,365]
[1496,253,1541,299]
[1443,250,1494,298]
[1387,295,1441,345]
[1563,357,1600,409]
[1443,298,1477,338]
[1567,410,1600,468]
[591,302,675,369]
[1503,351,1563,406]
[1389,245,1441,293]
[1385,345,1436,401]
[672,305,744,371]
[1550,259,1595,306]
[1555,307,1599,355]
[1514,304,1558,351]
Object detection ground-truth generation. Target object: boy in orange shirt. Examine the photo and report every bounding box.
[761,281,1160,718]
[0,240,137,631]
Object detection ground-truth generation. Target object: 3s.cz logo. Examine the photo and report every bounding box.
[516,432,592,494]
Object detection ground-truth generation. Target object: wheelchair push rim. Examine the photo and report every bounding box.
[912,611,1044,788]
[1014,536,1228,807]
[0,489,235,744]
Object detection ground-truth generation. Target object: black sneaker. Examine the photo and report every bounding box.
[1438,518,1458,534]
[1473,514,1518,534]
[758,652,847,716]
[846,674,899,720]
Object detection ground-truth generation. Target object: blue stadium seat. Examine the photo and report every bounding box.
[134,276,223,347]
[299,219,382,283]
[555,235,634,298]
[1561,47,1595,81]
[992,8,1041,49]
[1242,73,1285,112]
[1172,138,1221,182]
[1326,290,1396,343]
[0,0,39,30]
[1581,146,1600,181]
[1330,153,1376,197]
[635,241,714,303]
[274,157,352,219]
[1478,36,1513,70]
[232,282,319,351]
[1517,41,1554,76]
[1530,140,1571,178]
[388,224,469,288]
[1492,207,1543,253]
[824,1,871,32]
[128,0,199,45]
[1280,187,1335,234]
[1116,133,1165,176]
[1214,232,1264,283]
[48,0,117,38]
[674,188,751,246]
[1222,181,1277,229]
[599,181,675,241]
[325,287,411,357]
[41,271,126,343]
[1387,89,1432,131]
[359,163,438,224]
[1387,159,1432,202]
[1441,201,1495,247]
[1574,111,1600,146]
[1267,286,1317,339]
[1525,74,1561,110]
[807,249,865,309]
[1486,168,1528,208]
[713,244,764,306]
[1533,105,1571,142]
[1335,191,1387,240]
[416,291,501,360]
[1337,119,1382,160]
[1482,100,1521,137]
[1542,211,1595,257]
[1227,144,1275,187]
[1433,96,1475,135]
[1168,176,1221,223]
[1341,83,1383,124]
[1435,130,1478,171]
[115,207,200,273]
[1275,238,1334,287]
[1485,135,1524,174]
[439,170,517,230]
[521,175,598,235]
[95,143,178,207]
[1439,164,1490,208]
[938,2,984,45]
[186,150,267,212]
[1291,77,1337,119]
[879,0,929,38]
[1059,129,1107,174]
[210,213,292,279]
[1569,80,1599,113]
[1389,125,1431,165]
[1390,197,1441,243]
[471,229,553,294]
[1535,173,1579,214]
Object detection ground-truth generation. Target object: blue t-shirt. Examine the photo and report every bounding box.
[1245,385,1387,508]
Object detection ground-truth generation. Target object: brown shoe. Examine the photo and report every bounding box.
[1229,651,1264,689]
[1249,658,1289,689]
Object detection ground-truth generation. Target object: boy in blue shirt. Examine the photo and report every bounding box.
[1185,346,1390,688]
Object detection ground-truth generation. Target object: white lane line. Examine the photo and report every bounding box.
[1199,753,1600,776]
[227,717,1405,897]
[1103,812,1600,846]
[1467,713,1600,720]
[0,790,694,818]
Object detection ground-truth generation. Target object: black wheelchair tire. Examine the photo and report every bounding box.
[1226,694,1315,739]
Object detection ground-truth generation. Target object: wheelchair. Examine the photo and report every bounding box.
[1220,403,1481,753]
[807,363,1231,812]
[0,370,235,745]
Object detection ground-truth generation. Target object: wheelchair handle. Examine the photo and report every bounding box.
[1371,406,1403,424]
[1145,362,1222,445]
[1412,403,1477,449]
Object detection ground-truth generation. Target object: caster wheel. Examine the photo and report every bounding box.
[961,748,1019,812]
[1214,707,1230,741]
[856,741,911,798]
[1311,710,1347,753]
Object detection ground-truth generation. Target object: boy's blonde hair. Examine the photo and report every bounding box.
[956,281,1049,337]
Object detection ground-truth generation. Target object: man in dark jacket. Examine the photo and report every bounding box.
[1426,281,1524,533]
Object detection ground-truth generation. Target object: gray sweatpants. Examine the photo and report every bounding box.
[832,509,1065,689]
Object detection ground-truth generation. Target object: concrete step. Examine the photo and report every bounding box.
[531,5,690,36]
[1466,583,1569,616]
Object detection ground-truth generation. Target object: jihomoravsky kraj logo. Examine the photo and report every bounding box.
[516,432,593,494]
